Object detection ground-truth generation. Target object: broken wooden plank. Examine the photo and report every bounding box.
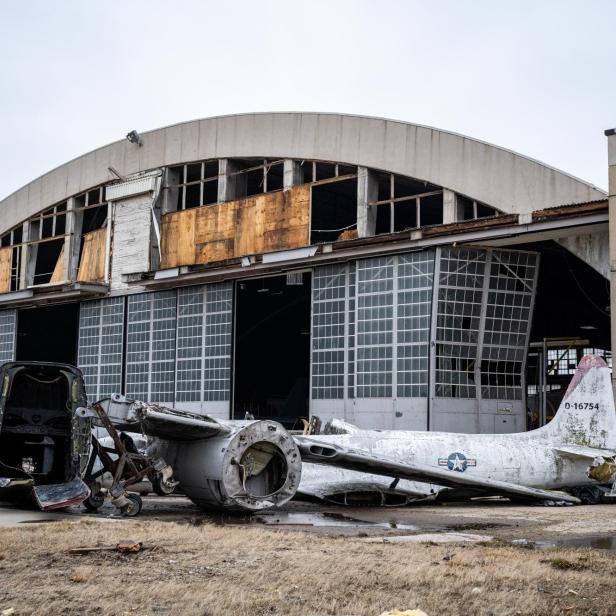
[160,185,311,268]
[77,228,107,282]
[49,243,65,284]
[68,540,144,555]
[0,247,12,293]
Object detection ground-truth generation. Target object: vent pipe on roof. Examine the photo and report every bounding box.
[605,127,616,398]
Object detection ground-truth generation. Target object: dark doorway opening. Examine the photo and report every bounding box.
[518,240,611,428]
[233,273,311,428]
[16,303,79,365]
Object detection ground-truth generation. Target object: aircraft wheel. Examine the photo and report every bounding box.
[84,492,105,511]
[120,493,143,517]
[577,486,603,505]
[151,474,176,496]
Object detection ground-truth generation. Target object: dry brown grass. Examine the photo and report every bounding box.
[0,519,615,616]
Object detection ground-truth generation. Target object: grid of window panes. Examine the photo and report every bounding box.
[356,256,394,397]
[547,348,578,376]
[397,251,434,397]
[435,248,486,398]
[176,286,204,402]
[77,298,124,401]
[311,265,347,399]
[347,266,356,399]
[481,251,538,400]
[203,282,233,401]
[126,291,177,403]
[0,310,16,364]
[583,348,612,369]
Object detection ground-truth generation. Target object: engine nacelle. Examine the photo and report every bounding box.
[168,420,302,511]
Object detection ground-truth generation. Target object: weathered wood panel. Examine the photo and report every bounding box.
[0,247,12,293]
[77,228,106,282]
[49,244,65,284]
[160,185,311,269]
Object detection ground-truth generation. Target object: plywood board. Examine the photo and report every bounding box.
[160,208,196,270]
[0,247,12,293]
[77,228,106,282]
[49,243,65,284]
[160,185,311,269]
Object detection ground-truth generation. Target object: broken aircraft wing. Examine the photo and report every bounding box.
[95,395,231,441]
[295,438,581,504]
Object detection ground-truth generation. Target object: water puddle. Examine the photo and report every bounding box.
[193,510,420,530]
[254,511,420,530]
[535,535,616,551]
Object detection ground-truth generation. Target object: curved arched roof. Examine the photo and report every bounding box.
[0,112,605,234]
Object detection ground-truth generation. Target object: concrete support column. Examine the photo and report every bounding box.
[67,197,83,282]
[442,189,458,224]
[357,167,378,238]
[217,159,242,203]
[606,128,616,396]
[24,220,39,287]
[18,222,29,289]
[61,197,76,282]
[283,160,302,191]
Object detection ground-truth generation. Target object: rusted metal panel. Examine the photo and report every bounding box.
[77,229,106,282]
[0,247,12,293]
[532,199,608,220]
[33,477,90,511]
[160,185,311,269]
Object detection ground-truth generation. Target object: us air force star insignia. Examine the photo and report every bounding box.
[438,452,477,472]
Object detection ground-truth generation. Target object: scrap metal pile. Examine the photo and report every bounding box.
[1,356,616,516]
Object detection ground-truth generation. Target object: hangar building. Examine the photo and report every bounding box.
[0,113,610,433]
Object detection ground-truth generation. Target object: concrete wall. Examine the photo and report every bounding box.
[557,230,609,279]
[0,113,605,236]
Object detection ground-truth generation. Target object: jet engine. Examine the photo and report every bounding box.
[167,420,302,511]
[91,396,302,512]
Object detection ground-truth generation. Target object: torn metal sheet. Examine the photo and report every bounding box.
[33,477,90,511]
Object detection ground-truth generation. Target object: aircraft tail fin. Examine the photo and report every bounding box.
[543,355,616,449]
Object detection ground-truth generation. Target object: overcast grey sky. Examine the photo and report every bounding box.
[0,0,614,200]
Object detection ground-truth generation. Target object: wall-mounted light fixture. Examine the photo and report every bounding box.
[126,130,142,146]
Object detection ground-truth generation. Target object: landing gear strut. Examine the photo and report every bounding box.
[79,402,177,516]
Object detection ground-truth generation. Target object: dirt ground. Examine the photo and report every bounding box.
[1,498,616,616]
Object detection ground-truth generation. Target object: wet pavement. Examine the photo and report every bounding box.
[2,495,616,550]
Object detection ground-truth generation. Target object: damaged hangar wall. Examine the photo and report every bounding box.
[0,113,605,235]
[0,112,605,433]
[73,243,537,432]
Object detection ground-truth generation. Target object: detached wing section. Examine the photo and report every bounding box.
[553,445,616,460]
[296,437,580,505]
[94,396,230,441]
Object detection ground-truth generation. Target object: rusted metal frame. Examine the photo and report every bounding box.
[491,252,534,292]
[532,199,608,220]
[71,203,108,214]
[171,176,219,189]
[13,233,70,249]
[10,245,20,291]
[0,226,22,248]
[90,402,154,489]
[368,189,442,207]
[474,249,493,424]
[309,173,357,188]
[390,174,395,233]
[226,159,284,178]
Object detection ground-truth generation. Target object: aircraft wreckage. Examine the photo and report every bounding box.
[0,355,615,515]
